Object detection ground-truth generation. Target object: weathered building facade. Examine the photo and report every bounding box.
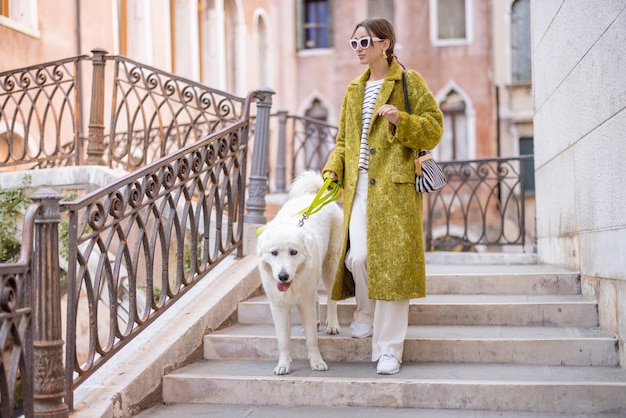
[2,0,512,186]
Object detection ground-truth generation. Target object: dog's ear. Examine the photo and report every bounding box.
[259,258,272,276]
[256,230,268,257]
[300,230,321,261]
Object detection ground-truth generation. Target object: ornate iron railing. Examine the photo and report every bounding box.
[0,189,70,417]
[273,111,338,193]
[0,56,86,169]
[0,202,38,418]
[103,55,250,171]
[424,156,534,251]
[62,114,256,409]
[269,111,534,252]
[0,50,251,172]
[0,50,269,415]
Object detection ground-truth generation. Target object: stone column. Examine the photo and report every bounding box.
[245,87,275,224]
[275,110,288,193]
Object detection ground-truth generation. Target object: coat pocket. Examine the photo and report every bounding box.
[390,168,415,184]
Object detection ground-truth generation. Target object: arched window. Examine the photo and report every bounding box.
[439,90,468,160]
[301,99,331,171]
[254,13,270,88]
[305,98,328,121]
[511,0,531,83]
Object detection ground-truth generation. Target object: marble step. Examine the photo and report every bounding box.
[238,294,598,327]
[425,264,580,295]
[203,323,619,367]
[162,360,626,414]
[137,403,625,418]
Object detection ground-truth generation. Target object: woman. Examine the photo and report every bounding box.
[322,18,443,375]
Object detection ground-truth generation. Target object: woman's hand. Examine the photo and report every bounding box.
[324,171,338,181]
[378,104,399,125]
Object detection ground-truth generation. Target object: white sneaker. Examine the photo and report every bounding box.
[350,321,373,338]
[377,354,400,375]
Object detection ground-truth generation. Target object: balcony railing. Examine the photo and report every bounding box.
[269,111,535,252]
[424,156,535,251]
[272,111,338,193]
[0,55,85,169]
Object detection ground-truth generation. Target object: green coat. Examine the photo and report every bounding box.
[323,59,443,301]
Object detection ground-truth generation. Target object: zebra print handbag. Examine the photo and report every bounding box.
[402,71,447,193]
[414,150,448,193]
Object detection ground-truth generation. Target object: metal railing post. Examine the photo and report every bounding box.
[275,110,288,193]
[245,87,275,224]
[85,47,108,165]
[31,188,69,418]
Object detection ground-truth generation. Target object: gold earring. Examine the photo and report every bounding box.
[382,50,387,60]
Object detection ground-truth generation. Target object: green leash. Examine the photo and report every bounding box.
[256,178,340,236]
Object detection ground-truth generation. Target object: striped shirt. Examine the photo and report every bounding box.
[358,79,383,170]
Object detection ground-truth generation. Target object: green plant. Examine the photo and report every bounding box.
[58,190,79,261]
[0,175,32,262]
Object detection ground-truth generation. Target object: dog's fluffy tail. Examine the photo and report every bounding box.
[288,170,324,199]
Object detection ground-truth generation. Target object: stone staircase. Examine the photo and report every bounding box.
[159,262,626,416]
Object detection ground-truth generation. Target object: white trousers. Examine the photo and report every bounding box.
[345,170,409,362]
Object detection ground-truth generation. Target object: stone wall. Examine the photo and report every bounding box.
[531,0,626,366]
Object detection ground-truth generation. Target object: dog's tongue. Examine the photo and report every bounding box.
[277,282,291,292]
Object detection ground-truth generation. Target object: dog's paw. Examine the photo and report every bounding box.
[326,323,340,335]
[310,357,328,371]
[274,363,292,375]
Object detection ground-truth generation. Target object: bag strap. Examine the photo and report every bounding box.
[404,71,426,168]
[401,71,410,114]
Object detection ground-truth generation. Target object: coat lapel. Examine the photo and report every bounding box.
[370,80,393,131]
[347,80,365,136]
[368,60,404,134]
[348,60,405,136]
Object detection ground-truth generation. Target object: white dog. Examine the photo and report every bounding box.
[256,171,343,375]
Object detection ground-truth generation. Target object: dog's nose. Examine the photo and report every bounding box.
[278,271,289,282]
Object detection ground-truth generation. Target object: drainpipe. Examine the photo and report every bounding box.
[75,0,81,57]
[495,85,501,157]
[76,0,85,163]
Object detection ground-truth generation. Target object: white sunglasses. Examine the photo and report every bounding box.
[349,36,384,50]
